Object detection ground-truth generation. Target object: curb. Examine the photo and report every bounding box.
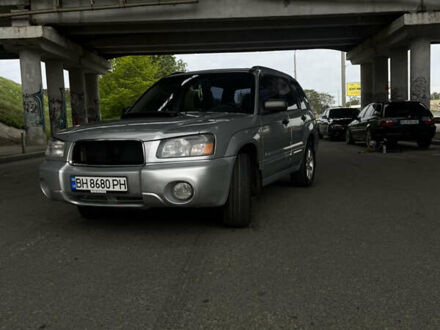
[0,151,45,164]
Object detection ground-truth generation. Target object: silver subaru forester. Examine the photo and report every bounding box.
[40,66,318,227]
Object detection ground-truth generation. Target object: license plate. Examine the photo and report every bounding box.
[71,176,128,193]
[400,119,419,125]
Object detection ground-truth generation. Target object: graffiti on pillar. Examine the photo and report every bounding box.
[87,97,101,123]
[70,91,85,126]
[411,77,428,106]
[23,90,45,129]
[49,88,67,133]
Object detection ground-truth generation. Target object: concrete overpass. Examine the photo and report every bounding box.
[0,0,440,145]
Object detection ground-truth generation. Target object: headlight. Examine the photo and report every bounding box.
[45,138,65,159]
[157,134,215,158]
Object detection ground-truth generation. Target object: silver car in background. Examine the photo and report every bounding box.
[40,66,318,227]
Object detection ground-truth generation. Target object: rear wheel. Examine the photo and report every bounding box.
[77,206,104,219]
[417,138,432,149]
[365,129,373,148]
[291,143,315,187]
[222,153,252,228]
[345,129,354,144]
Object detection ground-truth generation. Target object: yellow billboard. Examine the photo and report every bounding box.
[347,83,361,96]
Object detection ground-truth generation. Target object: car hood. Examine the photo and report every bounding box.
[55,112,249,142]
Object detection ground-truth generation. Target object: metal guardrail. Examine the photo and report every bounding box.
[0,0,198,18]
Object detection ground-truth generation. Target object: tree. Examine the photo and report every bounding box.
[304,89,335,114]
[346,96,360,107]
[431,92,440,100]
[99,55,186,119]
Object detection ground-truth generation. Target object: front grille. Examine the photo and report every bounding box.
[72,140,144,165]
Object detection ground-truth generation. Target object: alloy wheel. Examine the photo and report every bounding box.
[306,148,314,181]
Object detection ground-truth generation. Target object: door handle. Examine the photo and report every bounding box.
[282,118,289,126]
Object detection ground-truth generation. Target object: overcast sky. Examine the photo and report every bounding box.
[0,46,439,105]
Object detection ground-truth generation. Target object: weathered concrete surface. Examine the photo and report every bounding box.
[1,141,440,329]
[410,38,431,107]
[372,56,388,102]
[390,48,408,101]
[0,25,110,73]
[85,73,101,123]
[69,68,87,126]
[3,1,439,56]
[46,60,66,135]
[361,63,373,108]
[0,121,23,144]
[19,49,46,146]
[348,12,440,64]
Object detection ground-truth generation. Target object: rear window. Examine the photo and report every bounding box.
[384,102,432,117]
[329,108,359,118]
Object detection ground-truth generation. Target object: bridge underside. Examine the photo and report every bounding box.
[0,0,440,145]
[56,14,400,57]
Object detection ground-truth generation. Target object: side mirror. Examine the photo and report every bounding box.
[322,115,328,120]
[264,100,287,113]
[373,111,381,117]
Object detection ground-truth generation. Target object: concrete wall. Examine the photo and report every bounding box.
[29,0,440,24]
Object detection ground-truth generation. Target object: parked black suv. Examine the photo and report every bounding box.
[317,107,359,140]
[346,101,436,148]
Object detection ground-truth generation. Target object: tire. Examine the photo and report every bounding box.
[417,138,432,149]
[77,206,104,219]
[345,129,354,145]
[222,153,252,228]
[291,143,316,187]
[365,129,373,148]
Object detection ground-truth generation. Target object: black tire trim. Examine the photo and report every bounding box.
[291,143,315,187]
[222,153,252,228]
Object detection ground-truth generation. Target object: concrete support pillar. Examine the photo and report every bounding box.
[372,56,388,102]
[410,38,431,107]
[361,63,373,108]
[85,73,101,123]
[19,50,46,146]
[69,69,87,126]
[390,48,408,101]
[46,61,67,135]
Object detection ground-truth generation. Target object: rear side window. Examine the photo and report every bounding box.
[329,108,359,118]
[384,102,432,117]
[260,75,300,109]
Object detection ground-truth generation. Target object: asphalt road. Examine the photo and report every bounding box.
[1,141,440,329]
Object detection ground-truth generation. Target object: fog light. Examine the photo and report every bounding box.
[172,182,193,201]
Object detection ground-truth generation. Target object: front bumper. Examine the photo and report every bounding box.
[328,125,346,136]
[39,157,236,208]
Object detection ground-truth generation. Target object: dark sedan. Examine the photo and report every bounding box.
[317,107,359,140]
[345,101,436,148]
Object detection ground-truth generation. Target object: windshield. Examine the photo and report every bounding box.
[384,102,432,117]
[127,72,255,116]
[329,108,359,118]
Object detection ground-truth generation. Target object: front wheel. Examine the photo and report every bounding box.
[365,129,373,148]
[345,129,354,144]
[222,153,252,228]
[291,144,316,187]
